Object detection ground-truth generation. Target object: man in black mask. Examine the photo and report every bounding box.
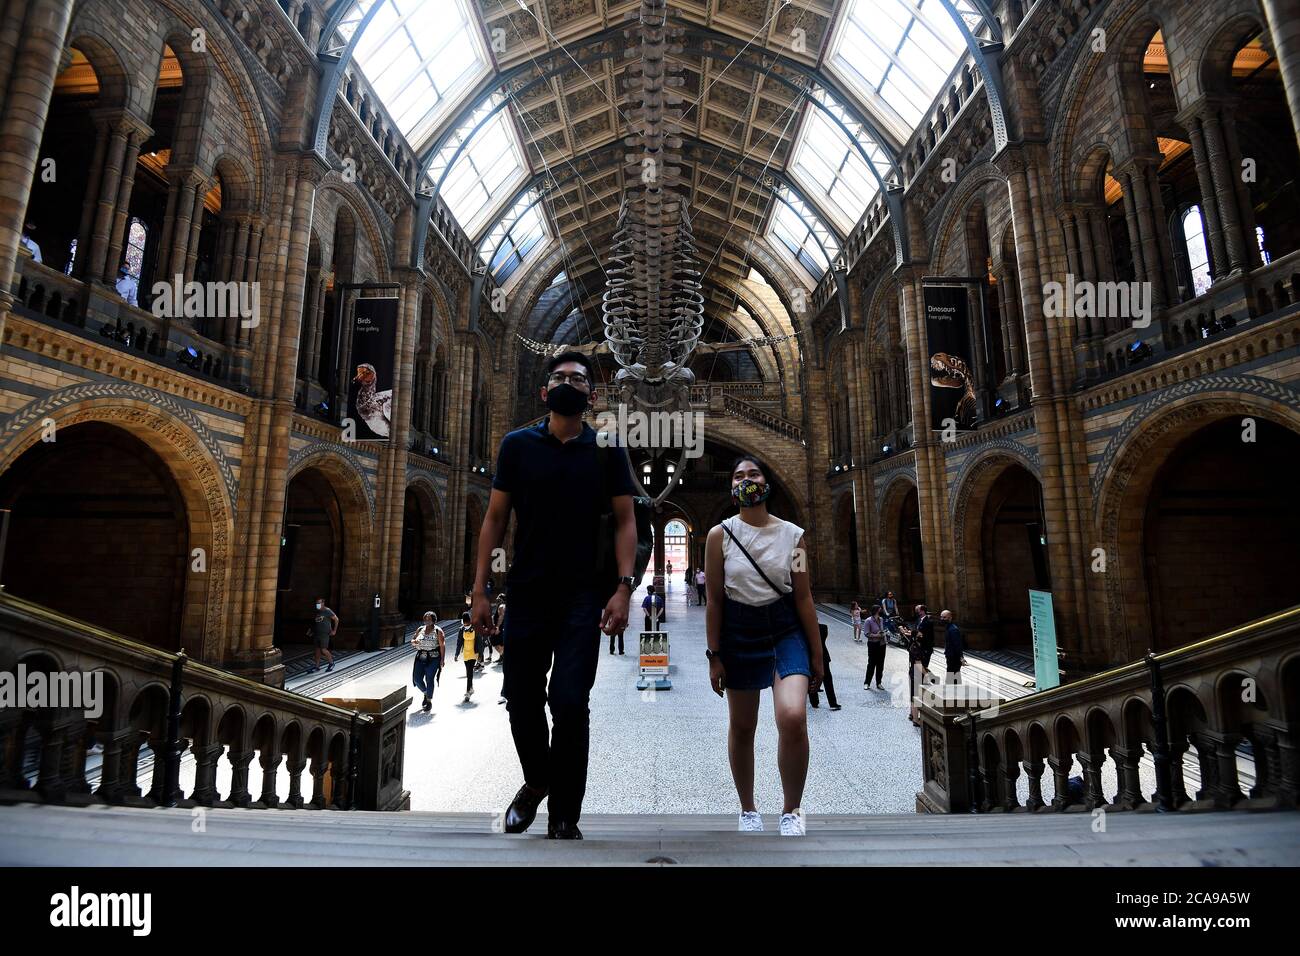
[471,351,637,839]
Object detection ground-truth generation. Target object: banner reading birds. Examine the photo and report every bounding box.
[349,296,398,440]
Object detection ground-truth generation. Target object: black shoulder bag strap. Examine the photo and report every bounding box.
[722,520,789,601]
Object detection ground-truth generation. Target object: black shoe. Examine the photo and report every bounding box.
[421,697,431,712]
[326,661,334,673]
[546,819,583,840]
[830,704,842,711]
[504,783,547,834]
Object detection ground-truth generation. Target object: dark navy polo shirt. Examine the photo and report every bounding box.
[491,415,636,593]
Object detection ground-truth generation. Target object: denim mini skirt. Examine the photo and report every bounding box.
[719,594,811,691]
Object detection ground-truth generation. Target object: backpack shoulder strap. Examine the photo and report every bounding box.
[722,520,786,599]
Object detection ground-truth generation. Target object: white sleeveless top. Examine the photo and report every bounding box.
[719,514,804,606]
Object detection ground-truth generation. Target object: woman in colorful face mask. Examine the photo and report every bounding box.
[703,455,823,837]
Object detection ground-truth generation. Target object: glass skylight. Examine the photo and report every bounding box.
[479,191,550,285]
[339,0,489,151]
[767,186,840,284]
[829,0,978,136]
[437,110,529,239]
[789,106,891,234]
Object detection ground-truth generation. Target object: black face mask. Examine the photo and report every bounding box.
[545,382,589,416]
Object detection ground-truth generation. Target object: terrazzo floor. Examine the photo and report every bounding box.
[375,581,929,816]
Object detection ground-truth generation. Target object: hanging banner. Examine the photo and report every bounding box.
[348,296,398,441]
[922,282,977,431]
[1028,589,1061,691]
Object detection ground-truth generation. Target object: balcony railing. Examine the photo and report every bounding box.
[0,592,409,812]
[917,604,1300,814]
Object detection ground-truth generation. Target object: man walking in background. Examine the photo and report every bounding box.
[309,597,338,673]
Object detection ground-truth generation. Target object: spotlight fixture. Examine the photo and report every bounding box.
[1128,339,1153,364]
[314,400,330,417]
[882,443,893,454]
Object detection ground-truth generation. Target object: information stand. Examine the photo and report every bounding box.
[636,604,671,691]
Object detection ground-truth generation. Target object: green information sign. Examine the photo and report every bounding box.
[1028,589,1060,691]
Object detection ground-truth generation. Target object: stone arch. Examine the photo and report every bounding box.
[318,181,393,283]
[877,473,924,610]
[402,474,445,617]
[284,444,376,636]
[62,31,130,112]
[950,447,1047,649]
[1196,9,1268,100]
[928,162,1009,267]
[1094,383,1300,661]
[0,385,236,661]
[158,28,212,168]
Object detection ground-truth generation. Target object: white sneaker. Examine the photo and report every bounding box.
[738,811,764,832]
[779,808,806,836]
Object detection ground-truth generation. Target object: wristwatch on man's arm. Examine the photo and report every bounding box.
[616,575,635,593]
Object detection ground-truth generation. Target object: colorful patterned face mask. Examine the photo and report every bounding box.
[731,477,772,508]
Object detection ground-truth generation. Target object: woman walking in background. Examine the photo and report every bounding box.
[705,454,823,837]
[456,610,481,702]
[410,611,445,712]
[849,601,863,643]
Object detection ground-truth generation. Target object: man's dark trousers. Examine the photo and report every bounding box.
[501,584,605,824]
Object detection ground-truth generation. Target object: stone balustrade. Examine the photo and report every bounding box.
[0,592,409,812]
[918,604,1300,814]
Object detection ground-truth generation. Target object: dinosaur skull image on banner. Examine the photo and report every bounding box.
[922,282,977,431]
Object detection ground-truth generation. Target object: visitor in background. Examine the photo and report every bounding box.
[456,611,480,702]
[863,604,886,689]
[903,605,934,726]
[491,594,507,665]
[706,454,822,837]
[808,622,840,711]
[695,567,706,606]
[881,590,901,641]
[942,609,964,684]
[642,583,665,631]
[309,597,337,673]
[849,601,862,642]
[19,222,41,263]
[410,611,445,712]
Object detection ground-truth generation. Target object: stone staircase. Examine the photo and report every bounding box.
[1,803,1296,866]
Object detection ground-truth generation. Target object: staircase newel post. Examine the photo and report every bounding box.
[965,711,981,813]
[346,711,360,811]
[163,651,186,807]
[1146,651,1174,812]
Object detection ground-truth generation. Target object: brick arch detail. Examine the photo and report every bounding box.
[0,385,238,662]
[1093,382,1300,662]
[950,447,1043,619]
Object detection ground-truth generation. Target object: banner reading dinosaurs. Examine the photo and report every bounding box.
[922,282,977,431]
[348,296,398,441]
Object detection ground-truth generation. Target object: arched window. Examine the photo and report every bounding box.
[1182,205,1211,298]
[116,218,147,307]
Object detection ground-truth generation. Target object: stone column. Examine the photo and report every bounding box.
[1183,115,1229,282]
[1088,208,1115,283]
[101,120,149,284]
[1261,0,1300,153]
[1119,179,1146,331]
[215,216,238,282]
[73,118,111,278]
[1201,106,1249,272]
[1220,110,1262,270]
[184,179,208,282]
[165,172,200,281]
[243,155,325,667]
[311,271,332,381]
[1124,158,1169,311]
[84,120,131,284]
[0,0,76,337]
